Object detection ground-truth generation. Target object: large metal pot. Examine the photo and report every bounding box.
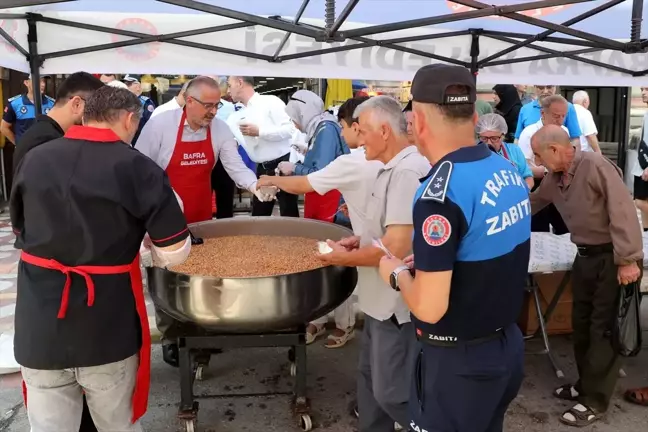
[147,217,358,333]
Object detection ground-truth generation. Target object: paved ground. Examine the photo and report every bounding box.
[0,332,647,431]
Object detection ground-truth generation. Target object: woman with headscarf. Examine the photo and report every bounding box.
[277,89,355,348]
[493,84,522,143]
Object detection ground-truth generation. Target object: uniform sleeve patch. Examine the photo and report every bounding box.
[422,214,452,246]
[147,104,154,112]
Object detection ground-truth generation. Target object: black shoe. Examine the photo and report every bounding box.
[162,344,179,367]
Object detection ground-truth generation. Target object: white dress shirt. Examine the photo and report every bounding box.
[573,103,598,152]
[518,119,569,160]
[226,92,295,163]
[136,108,257,190]
[151,97,181,119]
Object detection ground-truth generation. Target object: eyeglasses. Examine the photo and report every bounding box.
[190,96,223,111]
[479,135,503,143]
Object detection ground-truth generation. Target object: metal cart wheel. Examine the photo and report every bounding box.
[299,414,313,431]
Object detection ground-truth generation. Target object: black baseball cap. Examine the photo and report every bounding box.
[411,64,476,105]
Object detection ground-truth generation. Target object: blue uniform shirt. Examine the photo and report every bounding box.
[294,121,349,176]
[412,144,531,339]
[3,94,55,142]
[514,99,581,140]
[132,95,155,146]
[490,142,533,182]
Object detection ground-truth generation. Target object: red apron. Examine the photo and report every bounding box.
[304,190,342,222]
[166,110,216,224]
[20,251,150,424]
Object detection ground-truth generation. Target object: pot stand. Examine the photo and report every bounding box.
[176,326,312,432]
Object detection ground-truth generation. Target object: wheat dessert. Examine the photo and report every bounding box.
[170,235,327,277]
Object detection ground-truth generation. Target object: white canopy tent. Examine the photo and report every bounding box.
[0,0,645,110]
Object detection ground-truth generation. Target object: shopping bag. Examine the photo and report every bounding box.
[612,282,643,357]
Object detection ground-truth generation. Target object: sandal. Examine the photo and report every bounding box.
[324,327,355,349]
[306,324,326,345]
[625,387,648,406]
[554,384,580,401]
[559,404,603,428]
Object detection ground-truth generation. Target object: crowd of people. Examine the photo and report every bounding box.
[1,68,647,432]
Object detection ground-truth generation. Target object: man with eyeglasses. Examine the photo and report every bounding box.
[226,76,299,217]
[514,85,582,147]
[136,76,276,367]
[517,94,571,235]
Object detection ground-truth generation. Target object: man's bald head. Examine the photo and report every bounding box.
[531,125,570,152]
[531,124,575,173]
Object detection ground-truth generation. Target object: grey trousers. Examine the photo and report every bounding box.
[21,354,143,432]
[358,315,417,432]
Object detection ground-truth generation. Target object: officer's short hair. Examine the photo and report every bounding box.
[541,94,568,110]
[353,96,408,136]
[55,72,104,106]
[338,96,370,126]
[84,86,142,124]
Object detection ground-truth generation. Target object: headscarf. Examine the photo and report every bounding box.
[492,84,522,142]
[286,90,337,141]
[493,85,521,117]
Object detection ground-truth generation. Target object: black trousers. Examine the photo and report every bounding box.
[251,153,299,217]
[211,158,235,219]
[570,251,637,412]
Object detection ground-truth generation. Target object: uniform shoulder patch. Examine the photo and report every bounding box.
[422,214,452,246]
[7,95,20,102]
[147,103,154,112]
[45,95,55,102]
[420,160,453,203]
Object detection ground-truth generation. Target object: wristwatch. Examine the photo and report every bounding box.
[389,266,411,291]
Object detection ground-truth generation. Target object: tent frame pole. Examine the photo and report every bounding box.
[631,0,643,42]
[36,17,272,61]
[328,0,360,38]
[0,0,70,7]
[469,30,480,83]
[271,17,470,66]
[0,0,643,79]
[341,0,588,39]
[272,0,311,60]
[452,0,624,50]
[156,0,322,39]
[26,13,42,115]
[481,32,637,75]
[478,0,625,66]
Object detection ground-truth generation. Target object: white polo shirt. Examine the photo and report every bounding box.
[518,119,570,160]
[226,92,295,163]
[136,108,257,190]
[151,97,181,119]
[573,103,598,152]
